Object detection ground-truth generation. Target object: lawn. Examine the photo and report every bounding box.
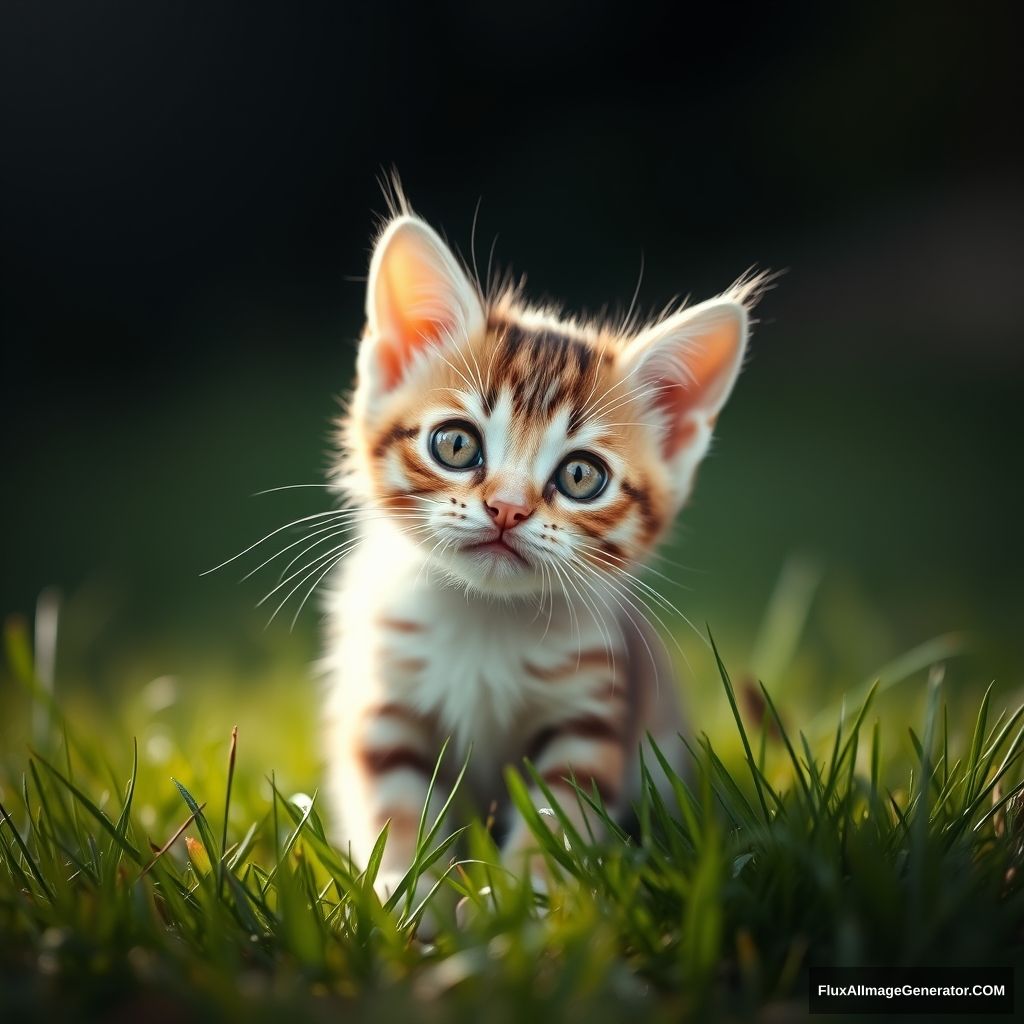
[2,581,1022,1022]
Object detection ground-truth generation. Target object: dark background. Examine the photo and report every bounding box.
[2,2,1022,691]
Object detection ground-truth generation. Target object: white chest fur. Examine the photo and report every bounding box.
[323,523,624,780]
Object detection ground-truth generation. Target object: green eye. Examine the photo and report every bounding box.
[430,421,483,470]
[554,453,608,501]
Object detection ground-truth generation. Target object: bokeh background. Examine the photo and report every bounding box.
[2,3,1021,775]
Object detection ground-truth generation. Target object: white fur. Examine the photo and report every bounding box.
[322,519,627,852]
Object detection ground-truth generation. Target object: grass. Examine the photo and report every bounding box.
[2,612,1024,1024]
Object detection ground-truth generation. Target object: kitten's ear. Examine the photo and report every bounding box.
[620,296,749,459]
[362,215,484,392]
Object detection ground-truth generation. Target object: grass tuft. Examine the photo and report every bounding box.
[1,616,1023,1021]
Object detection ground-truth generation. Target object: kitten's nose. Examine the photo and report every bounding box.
[484,498,533,531]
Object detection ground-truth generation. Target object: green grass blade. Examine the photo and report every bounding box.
[218,726,238,899]
[32,750,142,865]
[0,800,53,900]
[708,629,771,823]
[172,778,219,865]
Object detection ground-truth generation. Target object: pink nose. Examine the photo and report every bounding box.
[484,499,533,530]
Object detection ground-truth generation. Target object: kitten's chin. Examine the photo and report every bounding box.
[434,546,547,598]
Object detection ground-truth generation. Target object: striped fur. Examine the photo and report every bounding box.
[323,201,764,910]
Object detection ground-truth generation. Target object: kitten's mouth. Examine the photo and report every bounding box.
[462,536,529,566]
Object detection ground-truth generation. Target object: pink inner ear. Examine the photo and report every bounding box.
[377,314,450,391]
[649,320,739,457]
[658,412,698,458]
[376,259,454,390]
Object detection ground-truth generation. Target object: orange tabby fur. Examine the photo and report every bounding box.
[322,195,765,923]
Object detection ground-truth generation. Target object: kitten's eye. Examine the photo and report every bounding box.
[554,453,608,501]
[430,421,484,470]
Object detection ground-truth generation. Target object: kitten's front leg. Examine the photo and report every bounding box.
[328,699,446,908]
[454,701,627,929]
[501,696,629,879]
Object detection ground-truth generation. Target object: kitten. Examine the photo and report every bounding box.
[322,197,763,910]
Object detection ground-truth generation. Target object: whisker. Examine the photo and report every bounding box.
[281,518,437,629]
[558,558,619,678]
[415,534,456,589]
[573,534,697,589]
[575,540,693,624]
[564,557,657,689]
[201,509,362,575]
[289,540,366,631]
[547,561,583,664]
[252,483,338,496]
[570,555,621,672]
[211,501,437,575]
[563,561,612,670]
[256,539,362,608]
[277,528,355,580]
[242,519,354,581]
[265,548,349,630]
[581,557,700,659]
[243,512,436,583]
[575,556,697,676]
[574,553,684,651]
[358,495,446,509]
[530,559,557,640]
[567,557,664,688]
[274,516,433,581]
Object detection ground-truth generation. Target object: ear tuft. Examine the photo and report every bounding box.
[363,216,484,392]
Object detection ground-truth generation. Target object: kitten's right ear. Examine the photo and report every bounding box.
[362,216,484,393]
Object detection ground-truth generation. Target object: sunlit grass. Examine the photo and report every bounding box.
[2,595,1024,1023]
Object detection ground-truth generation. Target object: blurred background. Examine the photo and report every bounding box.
[1,2,1021,774]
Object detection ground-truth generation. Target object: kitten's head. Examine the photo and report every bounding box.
[336,208,764,597]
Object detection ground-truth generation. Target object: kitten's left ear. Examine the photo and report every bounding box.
[619,296,750,460]
[362,215,484,393]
